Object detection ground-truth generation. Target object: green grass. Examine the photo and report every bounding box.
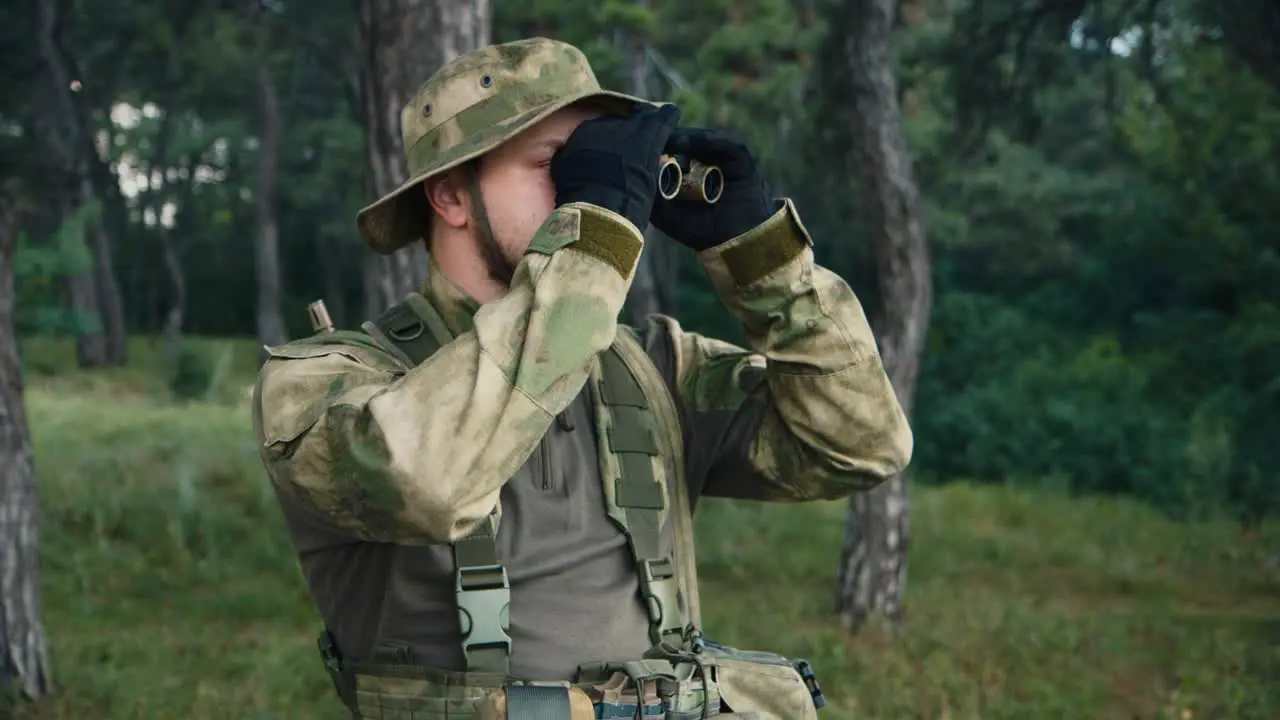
[12,337,1280,719]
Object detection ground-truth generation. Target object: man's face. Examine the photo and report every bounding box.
[469,104,604,285]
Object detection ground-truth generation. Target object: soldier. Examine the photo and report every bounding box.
[251,37,912,720]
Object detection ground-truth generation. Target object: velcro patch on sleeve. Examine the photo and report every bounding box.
[718,212,807,287]
[569,206,643,279]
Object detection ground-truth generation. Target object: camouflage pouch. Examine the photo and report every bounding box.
[691,641,821,720]
[640,637,824,720]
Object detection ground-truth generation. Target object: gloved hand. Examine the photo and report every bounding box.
[651,128,776,251]
[551,103,682,231]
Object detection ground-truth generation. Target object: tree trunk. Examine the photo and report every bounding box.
[356,0,491,320]
[0,181,53,705]
[618,0,677,326]
[141,110,186,363]
[246,0,288,348]
[158,227,187,364]
[82,173,128,366]
[83,125,131,365]
[253,62,287,347]
[362,258,393,324]
[626,233,676,325]
[320,230,348,330]
[33,0,110,367]
[829,0,934,634]
[63,255,107,367]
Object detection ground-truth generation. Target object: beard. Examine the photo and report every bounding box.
[473,211,517,289]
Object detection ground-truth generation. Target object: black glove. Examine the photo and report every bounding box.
[651,128,776,251]
[551,103,682,230]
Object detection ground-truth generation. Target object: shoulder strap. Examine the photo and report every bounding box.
[362,293,513,676]
[360,293,453,367]
[597,325,702,643]
[360,296,700,672]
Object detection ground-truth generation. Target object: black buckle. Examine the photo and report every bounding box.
[317,629,342,674]
[317,627,360,714]
[455,564,512,670]
[793,659,826,710]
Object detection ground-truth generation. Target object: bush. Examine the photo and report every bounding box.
[167,341,235,402]
[913,292,1278,521]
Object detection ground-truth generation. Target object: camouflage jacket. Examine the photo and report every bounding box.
[250,199,912,677]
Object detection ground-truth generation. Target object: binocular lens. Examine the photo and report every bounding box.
[702,168,723,204]
[658,160,682,200]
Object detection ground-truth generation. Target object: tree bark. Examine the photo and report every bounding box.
[140,108,186,363]
[253,61,287,348]
[156,210,187,363]
[83,125,130,365]
[356,0,491,320]
[0,181,53,704]
[618,0,677,326]
[85,180,128,366]
[32,0,111,367]
[320,230,348,330]
[828,0,933,633]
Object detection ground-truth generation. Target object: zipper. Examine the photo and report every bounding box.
[540,436,554,490]
[539,410,574,491]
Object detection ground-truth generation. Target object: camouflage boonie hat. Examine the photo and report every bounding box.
[356,37,656,254]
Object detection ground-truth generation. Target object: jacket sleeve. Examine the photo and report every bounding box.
[250,203,643,545]
[642,198,913,503]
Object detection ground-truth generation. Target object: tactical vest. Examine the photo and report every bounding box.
[296,293,825,720]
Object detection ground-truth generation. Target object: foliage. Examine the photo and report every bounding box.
[14,202,104,336]
[166,341,236,402]
[10,356,1280,717]
[862,0,1279,522]
[8,0,1280,522]
[7,3,1277,716]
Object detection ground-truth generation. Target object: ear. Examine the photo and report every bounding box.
[424,170,470,229]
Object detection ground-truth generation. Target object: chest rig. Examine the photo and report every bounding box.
[310,290,703,680]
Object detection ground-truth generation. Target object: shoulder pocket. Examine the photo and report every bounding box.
[257,341,398,450]
[264,339,394,365]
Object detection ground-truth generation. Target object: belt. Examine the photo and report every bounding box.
[318,630,717,720]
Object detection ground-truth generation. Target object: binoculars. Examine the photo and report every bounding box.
[657,154,723,204]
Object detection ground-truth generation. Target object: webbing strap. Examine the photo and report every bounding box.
[362,298,442,368]
[364,294,512,675]
[361,291,690,676]
[597,346,684,647]
[506,685,572,718]
[614,324,701,632]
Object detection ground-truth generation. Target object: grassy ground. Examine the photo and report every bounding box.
[11,336,1280,719]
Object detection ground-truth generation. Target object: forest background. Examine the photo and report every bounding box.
[1,0,1277,717]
